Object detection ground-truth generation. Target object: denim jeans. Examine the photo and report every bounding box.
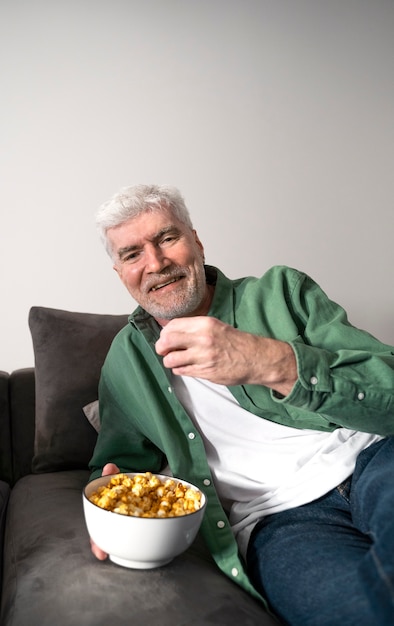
[246,436,394,626]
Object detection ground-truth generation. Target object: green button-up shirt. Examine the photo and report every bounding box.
[89,265,394,606]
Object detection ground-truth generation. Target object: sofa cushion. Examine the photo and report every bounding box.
[83,400,101,432]
[0,471,272,626]
[29,307,128,473]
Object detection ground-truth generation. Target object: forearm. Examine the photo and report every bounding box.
[89,376,165,480]
[236,332,298,397]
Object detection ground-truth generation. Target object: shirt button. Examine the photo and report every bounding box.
[357,392,365,401]
[188,432,195,440]
[217,520,225,529]
[203,479,211,486]
[231,567,239,577]
[310,376,318,385]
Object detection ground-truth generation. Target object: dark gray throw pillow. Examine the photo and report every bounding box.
[29,307,128,473]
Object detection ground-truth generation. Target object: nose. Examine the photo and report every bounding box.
[144,243,171,273]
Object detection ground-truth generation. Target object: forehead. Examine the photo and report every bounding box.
[107,209,188,251]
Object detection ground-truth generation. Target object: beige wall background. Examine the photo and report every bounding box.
[1,0,393,373]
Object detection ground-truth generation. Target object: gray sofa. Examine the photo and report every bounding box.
[0,306,278,626]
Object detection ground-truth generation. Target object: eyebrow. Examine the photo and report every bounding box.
[117,245,139,261]
[117,225,182,261]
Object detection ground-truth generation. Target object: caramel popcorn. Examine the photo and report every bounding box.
[88,472,202,518]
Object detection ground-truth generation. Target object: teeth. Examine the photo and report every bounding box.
[151,278,179,291]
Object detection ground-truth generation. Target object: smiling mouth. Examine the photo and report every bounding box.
[150,277,183,292]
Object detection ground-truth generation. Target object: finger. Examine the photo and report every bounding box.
[102,462,119,476]
[162,348,191,370]
[156,332,188,356]
[90,537,108,561]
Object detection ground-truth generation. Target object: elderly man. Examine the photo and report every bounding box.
[89,184,394,626]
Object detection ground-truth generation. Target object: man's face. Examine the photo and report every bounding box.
[108,209,211,325]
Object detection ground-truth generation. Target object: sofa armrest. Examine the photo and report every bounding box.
[0,372,12,485]
[9,369,35,485]
[0,479,10,592]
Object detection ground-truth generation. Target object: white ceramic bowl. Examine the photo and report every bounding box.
[83,472,206,569]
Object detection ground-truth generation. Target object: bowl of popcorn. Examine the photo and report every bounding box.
[83,471,206,569]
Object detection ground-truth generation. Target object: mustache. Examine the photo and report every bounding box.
[143,267,188,293]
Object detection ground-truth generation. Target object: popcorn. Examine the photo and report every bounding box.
[88,472,202,518]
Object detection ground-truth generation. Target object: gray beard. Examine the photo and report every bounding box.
[145,282,206,320]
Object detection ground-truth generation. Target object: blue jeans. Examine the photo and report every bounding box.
[246,437,394,626]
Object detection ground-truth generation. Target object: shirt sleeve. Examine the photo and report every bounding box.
[272,271,394,435]
[89,370,165,480]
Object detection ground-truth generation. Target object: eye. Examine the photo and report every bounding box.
[161,233,179,246]
[122,250,141,263]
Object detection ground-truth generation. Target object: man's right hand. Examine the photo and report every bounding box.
[90,462,120,560]
[155,316,298,397]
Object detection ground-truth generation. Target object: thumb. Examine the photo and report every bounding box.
[102,462,120,476]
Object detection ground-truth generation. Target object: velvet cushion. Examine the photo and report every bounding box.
[29,307,128,473]
[83,400,101,432]
[0,472,273,626]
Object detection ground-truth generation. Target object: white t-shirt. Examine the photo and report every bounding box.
[172,375,382,558]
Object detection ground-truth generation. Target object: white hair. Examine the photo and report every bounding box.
[96,184,194,258]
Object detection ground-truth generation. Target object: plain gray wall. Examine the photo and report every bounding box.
[1,0,393,372]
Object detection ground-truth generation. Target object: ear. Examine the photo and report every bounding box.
[193,230,205,260]
[113,263,122,279]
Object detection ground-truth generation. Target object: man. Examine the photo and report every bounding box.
[90,184,394,625]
